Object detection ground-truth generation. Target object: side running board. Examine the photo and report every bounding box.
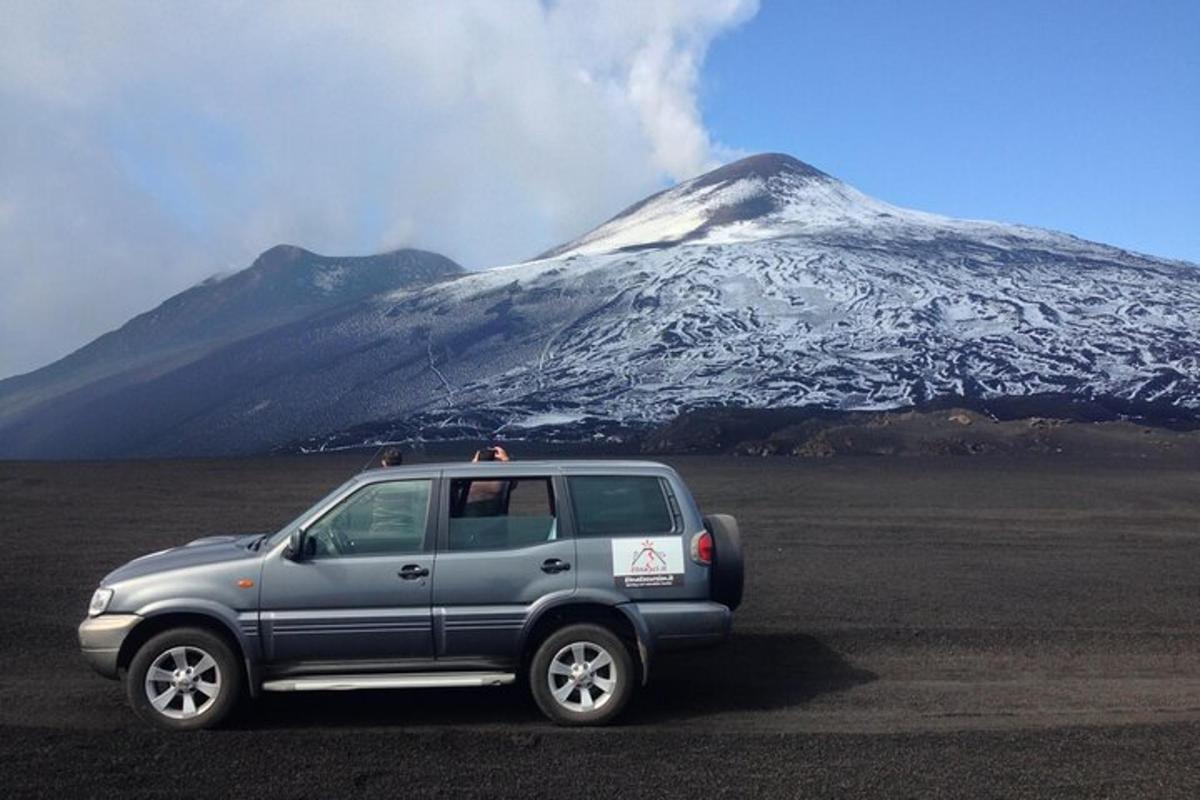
[260,671,516,692]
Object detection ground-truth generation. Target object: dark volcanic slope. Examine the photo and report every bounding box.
[0,245,463,458]
[1,455,1198,798]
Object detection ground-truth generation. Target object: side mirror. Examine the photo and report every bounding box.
[284,529,306,561]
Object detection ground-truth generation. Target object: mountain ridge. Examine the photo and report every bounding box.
[0,245,463,441]
[2,153,1197,458]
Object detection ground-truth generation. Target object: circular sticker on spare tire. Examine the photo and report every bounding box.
[611,537,684,588]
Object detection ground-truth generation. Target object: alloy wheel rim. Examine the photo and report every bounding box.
[143,646,221,720]
[547,641,616,713]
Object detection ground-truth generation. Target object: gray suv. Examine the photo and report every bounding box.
[78,460,743,729]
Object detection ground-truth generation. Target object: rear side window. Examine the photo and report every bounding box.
[568,476,675,538]
[447,477,557,551]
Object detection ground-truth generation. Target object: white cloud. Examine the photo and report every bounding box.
[0,0,757,378]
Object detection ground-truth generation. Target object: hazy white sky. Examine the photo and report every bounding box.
[0,0,757,378]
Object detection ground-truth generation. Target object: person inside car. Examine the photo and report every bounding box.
[460,445,511,516]
[363,447,421,544]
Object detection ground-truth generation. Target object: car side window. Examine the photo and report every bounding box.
[306,479,431,558]
[567,476,675,537]
[448,477,557,551]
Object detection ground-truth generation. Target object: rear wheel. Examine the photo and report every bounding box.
[529,623,633,726]
[126,627,241,731]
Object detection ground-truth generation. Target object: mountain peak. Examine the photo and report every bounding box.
[690,152,830,188]
[538,151,872,259]
[251,243,315,269]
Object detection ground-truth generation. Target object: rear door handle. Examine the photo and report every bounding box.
[541,558,571,574]
[398,564,430,580]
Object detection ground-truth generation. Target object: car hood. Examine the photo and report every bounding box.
[103,533,267,584]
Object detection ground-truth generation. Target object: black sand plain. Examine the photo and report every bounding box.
[1,453,1198,798]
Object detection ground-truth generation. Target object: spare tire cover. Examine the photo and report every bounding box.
[703,514,744,611]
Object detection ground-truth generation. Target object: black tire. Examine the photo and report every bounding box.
[704,514,744,611]
[126,627,242,731]
[529,623,634,726]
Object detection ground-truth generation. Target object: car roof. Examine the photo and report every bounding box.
[352,459,675,482]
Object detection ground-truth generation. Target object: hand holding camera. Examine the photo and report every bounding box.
[472,445,510,463]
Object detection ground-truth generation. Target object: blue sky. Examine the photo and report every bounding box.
[703,0,1200,262]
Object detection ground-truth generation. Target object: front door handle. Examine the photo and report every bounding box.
[541,558,571,574]
[398,564,430,580]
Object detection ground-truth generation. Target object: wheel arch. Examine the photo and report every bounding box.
[518,595,651,685]
[118,604,257,696]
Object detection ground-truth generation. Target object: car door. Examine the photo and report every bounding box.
[432,472,576,663]
[259,476,437,666]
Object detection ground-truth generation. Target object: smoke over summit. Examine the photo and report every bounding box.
[0,0,758,378]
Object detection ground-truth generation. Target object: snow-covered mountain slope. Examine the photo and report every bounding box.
[2,153,1196,457]
[298,156,1200,449]
[540,153,1075,258]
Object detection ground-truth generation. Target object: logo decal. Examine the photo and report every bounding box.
[611,537,684,588]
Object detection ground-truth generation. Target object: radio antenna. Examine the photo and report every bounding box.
[358,443,387,475]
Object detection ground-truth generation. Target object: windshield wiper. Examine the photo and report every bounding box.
[248,533,270,551]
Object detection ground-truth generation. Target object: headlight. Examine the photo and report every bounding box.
[88,588,113,617]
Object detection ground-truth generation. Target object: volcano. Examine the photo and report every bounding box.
[2,154,1197,457]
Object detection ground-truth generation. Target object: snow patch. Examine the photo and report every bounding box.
[313,266,347,293]
[514,411,587,428]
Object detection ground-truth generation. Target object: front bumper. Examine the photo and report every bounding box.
[78,614,141,679]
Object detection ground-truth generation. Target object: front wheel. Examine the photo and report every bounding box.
[126,627,241,731]
[529,623,633,726]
